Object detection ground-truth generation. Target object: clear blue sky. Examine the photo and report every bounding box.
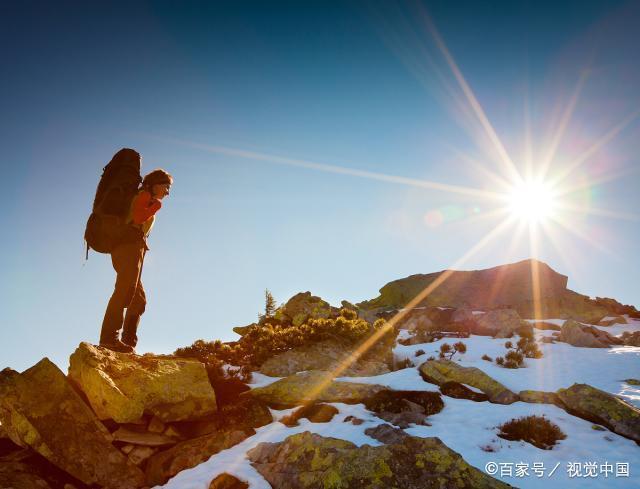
[1,1,639,372]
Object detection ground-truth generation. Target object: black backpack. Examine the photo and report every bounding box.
[84,148,142,255]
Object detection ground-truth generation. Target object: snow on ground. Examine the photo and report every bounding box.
[158,317,640,488]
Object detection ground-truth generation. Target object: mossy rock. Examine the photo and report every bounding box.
[518,390,563,408]
[419,359,519,404]
[247,431,513,488]
[556,383,640,443]
[247,371,385,408]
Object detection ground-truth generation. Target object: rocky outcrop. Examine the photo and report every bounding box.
[0,359,145,488]
[440,381,489,402]
[621,331,640,346]
[419,360,519,404]
[145,428,254,486]
[598,316,627,326]
[259,339,390,377]
[248,371,385,408]
[247,431,512,488]
[358,258,610,322]
[68,342,217,423]
[275,291,336,326]
[556,384,640,443]
[471,309,527,338]
[593,297,640,319]
[557,320,622,348]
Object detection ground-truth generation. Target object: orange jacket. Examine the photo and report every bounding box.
[128,190,162,237]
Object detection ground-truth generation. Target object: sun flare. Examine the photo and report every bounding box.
[506,180,556,223]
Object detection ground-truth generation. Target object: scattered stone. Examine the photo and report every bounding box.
[147,416,166,433]
[68,342,217,423]
[532,321,562,331]
[112,427,178,447]
[247,370,385,408]
[247,431,512,488]
[440,381,489,402]
[557,320,622,348]
[343,416,364,425]
[0,359,145,488]
[145,428,254,486]
[598,316,627,326]
[591,425,606,431]
[364,424,410,444]
[259,339,390,377]
[127,445,157,466]
[556,384,640,443]
[518,390,563,408]
[281,403,339,426]
[419,359,519,404]
[209,473,249,489]
[625,379,640,386]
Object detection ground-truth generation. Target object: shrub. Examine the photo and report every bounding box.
[496,334,542,368]
[438,342,467,360]
[415,349,426,357]
[427,356,436,361]
[498,415,566,449]
[481,354,492,362]
[495,356,504,366]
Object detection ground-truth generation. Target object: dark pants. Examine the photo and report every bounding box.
[99,240,147,347]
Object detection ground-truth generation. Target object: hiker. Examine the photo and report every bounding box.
[89,150,173,353]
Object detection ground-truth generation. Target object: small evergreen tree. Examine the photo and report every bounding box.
[259,288,277,322]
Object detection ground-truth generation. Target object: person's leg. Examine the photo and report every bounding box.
[99,242,143,345]
[121,280,146,348]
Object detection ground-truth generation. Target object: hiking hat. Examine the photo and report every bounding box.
[142,169,173,188]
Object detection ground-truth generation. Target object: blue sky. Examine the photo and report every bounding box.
[1,1,639,372]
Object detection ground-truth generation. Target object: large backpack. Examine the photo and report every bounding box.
[84,148,142,255]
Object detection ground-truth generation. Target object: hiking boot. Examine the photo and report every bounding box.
[99,339,135,354]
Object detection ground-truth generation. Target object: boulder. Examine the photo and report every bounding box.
[276,291,336,326]
[111,427,178,447]
[556,384,640,443]
[471,309,527,338]
[209,473,249,489]
[145,428,254,486]
[531,321,562,331]
[598,316,627,326]
[365,424,410,444]
[248,371,386,408]
[281,403,339,427]
[419,360,519,404]
[363,390,444,428]
[518,390,563,408]
[247,431,512,488]
[440,381,489,402]
[259,339,390,377]
[621,331,640,346]
[0,359,145,488]
[557,320,621,348]
[68,342,217,423]
[0,460,52,489]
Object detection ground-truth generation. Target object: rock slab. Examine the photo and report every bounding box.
[68,342,217,423]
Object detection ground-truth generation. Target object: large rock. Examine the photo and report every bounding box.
[247,431,512,488]
[471,309,527,337]
[518,390,563,408]
[68,342,217,423]
[357,258,609,322]
[363,390,444,428]
[145,428,254,486]
[248,371,385,408]
[419,360,519,404]
[276,291,336,326]
[0,359,145,488]
[556,384,640,443]
[557,320,622,348]
[209,473,249,489]
[0,460,52,489]
[259,340,390,377]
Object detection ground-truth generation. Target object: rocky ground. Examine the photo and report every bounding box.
[1,259,639,488]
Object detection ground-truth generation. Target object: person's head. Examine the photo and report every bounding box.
[142,169,173,200]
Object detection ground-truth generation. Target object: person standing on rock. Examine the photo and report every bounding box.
[98,167,173,353]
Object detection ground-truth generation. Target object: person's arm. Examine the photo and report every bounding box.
[131,191,162,224]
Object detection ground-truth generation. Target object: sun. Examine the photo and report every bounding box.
[506,180,556,223]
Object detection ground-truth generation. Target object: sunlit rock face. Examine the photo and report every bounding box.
[358,258,611,322]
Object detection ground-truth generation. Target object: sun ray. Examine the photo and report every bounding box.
[302,215,517,403]
[528,222,543,323]
[547,213,613,256]
[554,202,640,221]
[446,146,515,193]
[162,136,505,201]
[418,8,523,185]
[554,165,640,198]
[538,71,588,181]
[549,107,640,187]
